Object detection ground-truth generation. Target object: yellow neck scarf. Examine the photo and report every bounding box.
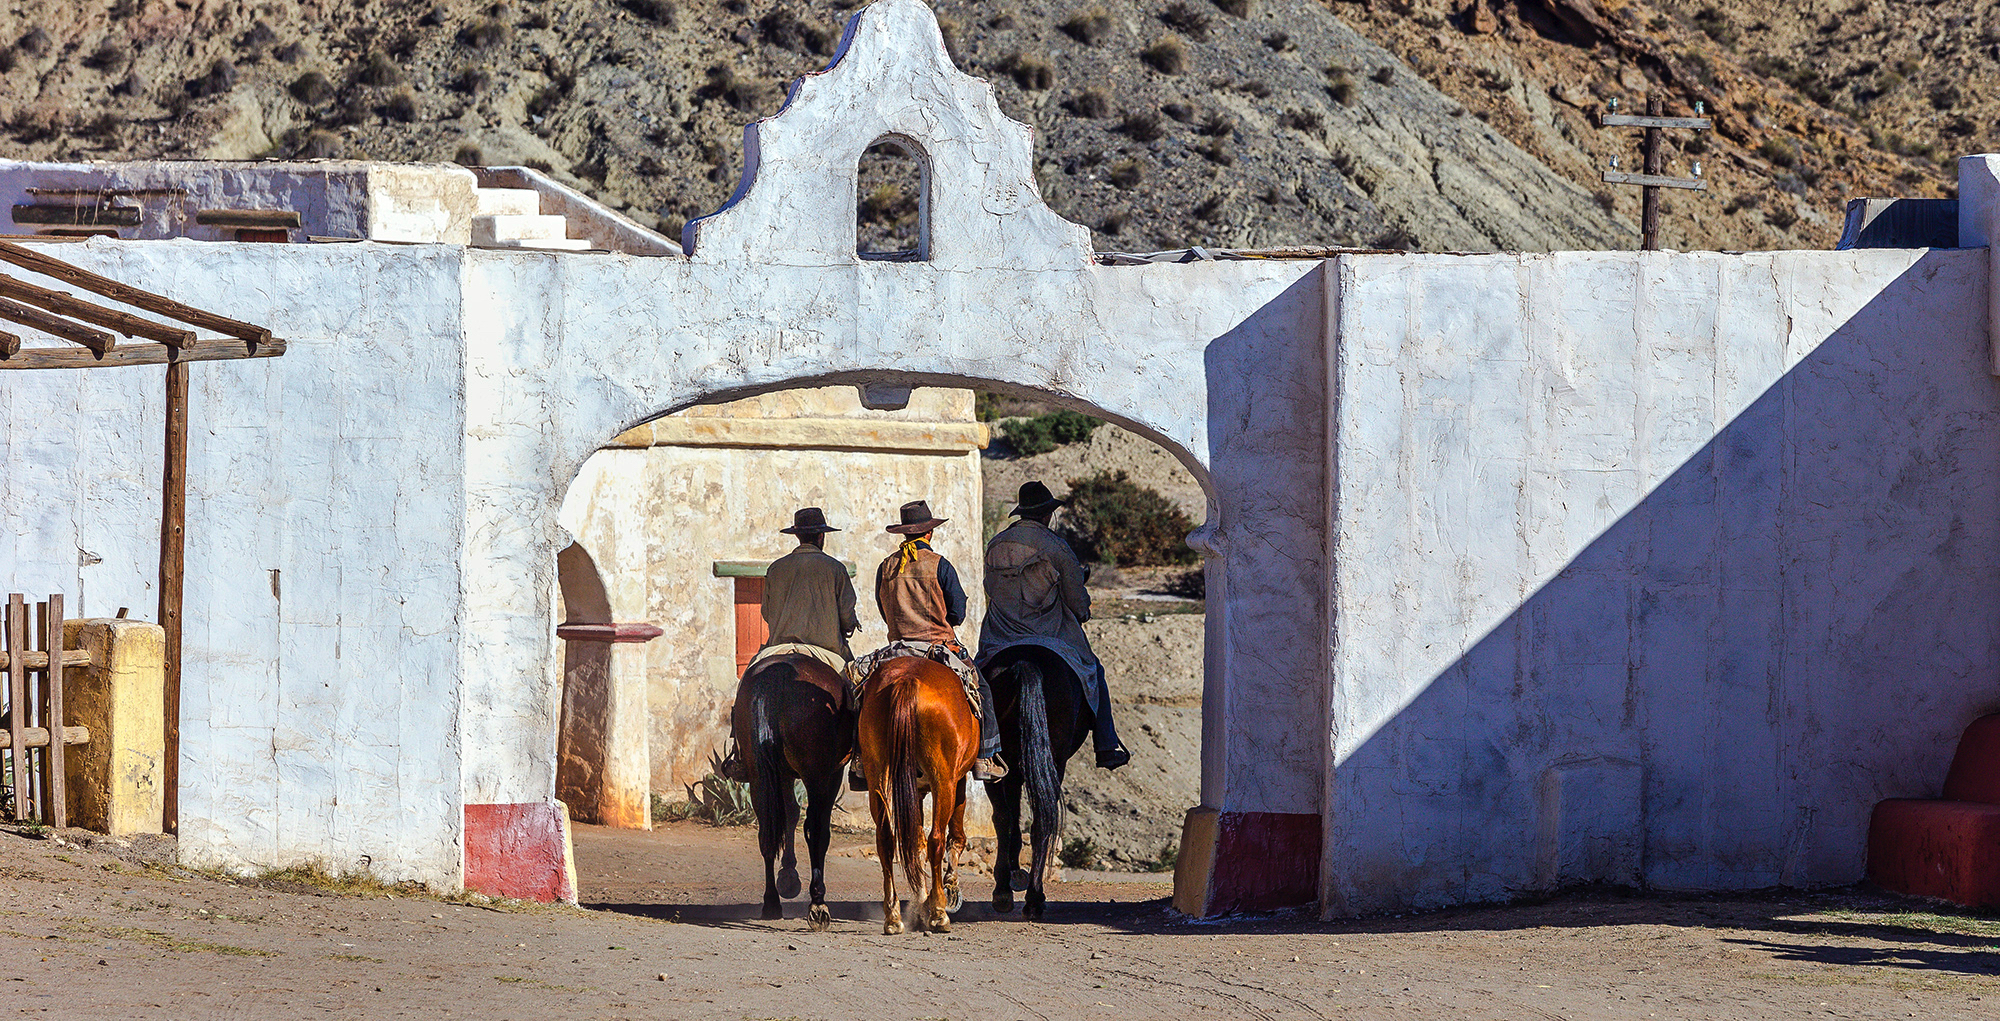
[892,536,928,576]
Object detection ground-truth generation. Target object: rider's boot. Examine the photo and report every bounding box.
[1090,670,1130,770]
[973,676,1007,781]
[972,755,1009,782]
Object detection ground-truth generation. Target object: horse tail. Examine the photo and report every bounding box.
[1016,656,1061,839]
[887,679,928,897]
[750,676,788,854]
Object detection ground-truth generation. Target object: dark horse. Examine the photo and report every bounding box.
[729,653,854,930]
[981,644,1092,921]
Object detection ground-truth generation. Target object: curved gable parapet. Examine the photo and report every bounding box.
[681,0,1092,271]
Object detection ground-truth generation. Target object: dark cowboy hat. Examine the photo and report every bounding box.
[1011,481,1065,516]
[886,499,949,535]
[779,507,841,535]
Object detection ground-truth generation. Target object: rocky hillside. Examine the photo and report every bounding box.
[0,0,1970,252]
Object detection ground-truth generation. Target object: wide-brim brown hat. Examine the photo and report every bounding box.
[886,499,948,535]
[780,507,841,535]
[1011,481,1065,516]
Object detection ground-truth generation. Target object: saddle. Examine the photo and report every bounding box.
[853,640,983,719]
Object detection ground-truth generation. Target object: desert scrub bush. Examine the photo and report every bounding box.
[454,143,484,165]
[699,65,777,113]
[1060,470,1199,566]
[355,51,403,86]
[1000,52,1054,90]
[452,67,491,94]
[1117,110,1164,141]
[1264,32,1294,52]
[289,71,335,105]
[1002,409,1101,456]
[458,18,510,49]
[1197,111,1233,137]
[1160,2,1211,41]
[294,130,343,159]
[1099,210,1128,235]
[1194,194,1225,220]
[1325,66,1354,104]
[1756,137,1798,168]
[1065,88,1114,118]
[1141,36,1188,75]
[1060,6,1114,46]
[15,27,50,56]
[1212,0,1252,17]
[1278,108,1324,133]
[1692,5,1738,46]
[1764,204,1799,230]
[83,40,130,73]
[760,9,831,55]
[187,58,239,97]
[1371,65,1395,85]
[1145,842,1180,873]
[617,0,678,26]
[1106,158,1143,189]
[1195,138,1233,165]
[1059,836,1100,869]
[381,89,418,122]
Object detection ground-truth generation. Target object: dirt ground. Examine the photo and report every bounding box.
[4,821,1998,1020]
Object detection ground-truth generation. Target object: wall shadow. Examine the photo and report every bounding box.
[1328,252,2000,916]
[556,541,616,825]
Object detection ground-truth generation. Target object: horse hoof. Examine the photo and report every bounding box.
[882,919,903,935]
[777,867,802,899]
[807,904,832,932]
[930,914,952,933]
[992,891,1014,914]
[1010,868,1030,892]
[1024,894,1045,922]
[761,900,783,921]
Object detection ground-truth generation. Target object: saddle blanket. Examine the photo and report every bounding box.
[853,640,982,719]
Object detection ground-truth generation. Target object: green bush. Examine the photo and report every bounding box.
[1001,410,1101,456]
[1060,836,1099,869]
[1060,470,1198,567]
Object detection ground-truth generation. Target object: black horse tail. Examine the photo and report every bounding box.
[750,676,788,854]
[888,682,927,897]
[1016,656,1061,843]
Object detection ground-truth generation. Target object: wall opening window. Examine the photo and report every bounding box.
[856,136,928,260]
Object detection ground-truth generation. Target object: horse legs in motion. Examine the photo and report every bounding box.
[730,654,854,931]
[857,658,978,934]
[984,647,1090,921]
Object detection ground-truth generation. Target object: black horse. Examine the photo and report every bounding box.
[729,653,855,930]
[981,644,1092,921]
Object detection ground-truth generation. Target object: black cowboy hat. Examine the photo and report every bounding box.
[1011,481,1065,516]
[886,499,949,535]
[780,507,841,535]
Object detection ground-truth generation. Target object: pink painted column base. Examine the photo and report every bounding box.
[464,802,579,904]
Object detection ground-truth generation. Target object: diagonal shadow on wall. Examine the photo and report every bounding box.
[1325,251,2000,918]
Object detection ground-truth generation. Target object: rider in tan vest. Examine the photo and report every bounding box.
[866,500,1007,784]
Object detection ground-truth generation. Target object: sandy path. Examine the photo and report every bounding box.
[2,822,1995,1020]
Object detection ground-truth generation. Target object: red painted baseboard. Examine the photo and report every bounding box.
[1868,798,2000,908]
[464,802,576,903]
[1176,807,1321,916]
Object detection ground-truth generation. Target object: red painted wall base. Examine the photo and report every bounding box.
[464,802,577,904]
[1174,807,1321,916]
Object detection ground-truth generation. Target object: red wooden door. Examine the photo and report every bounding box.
[733,578,767,675]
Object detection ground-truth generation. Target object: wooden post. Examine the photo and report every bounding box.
[41,595,64,829]
[1641,96,1664,251]
[160,359,186,834]
[6,594,25,822]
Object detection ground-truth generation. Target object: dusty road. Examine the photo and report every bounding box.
[2,821,1996,1019]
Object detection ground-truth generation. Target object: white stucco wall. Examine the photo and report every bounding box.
[1322,247,2000,915]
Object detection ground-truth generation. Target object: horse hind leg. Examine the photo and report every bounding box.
[871,789,903,935]
[942,776,967,915]
[803,771,839,932]
[777,780,802,900]
[1024,794,1053,922]
[990,773,1021,913]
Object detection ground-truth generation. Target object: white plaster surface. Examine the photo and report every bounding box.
[1957,154,2000,374]
[1322,248,2000,915]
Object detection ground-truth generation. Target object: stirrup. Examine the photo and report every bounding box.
[849,767,868,792]
[972,756,1008,782]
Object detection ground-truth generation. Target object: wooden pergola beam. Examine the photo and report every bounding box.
[0,330,16,358]
[0,275,197,348]
[0,295,113,355]
[0,335,284,369]
[0,240,270,344]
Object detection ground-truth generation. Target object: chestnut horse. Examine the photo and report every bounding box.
[981,644,1091,920]
[855,656,979,934]
[729,653,854,931]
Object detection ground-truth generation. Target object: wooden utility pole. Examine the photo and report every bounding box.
[1601,94,1711,250]
[159,358,186,834]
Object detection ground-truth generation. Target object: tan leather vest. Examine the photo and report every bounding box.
[876,548,956,644]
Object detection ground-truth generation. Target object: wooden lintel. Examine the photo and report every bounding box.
[1601,171,1709,191]
[0,649,91,670]
[0,330,16,358]
[0,294,114,354]
[12,203,141,227]
[0,725,91,750]
[0,275,197,347]
[0,240,272,344]
[0,335,285,370]
[1601,114,1712,130]
[194,209,303,229]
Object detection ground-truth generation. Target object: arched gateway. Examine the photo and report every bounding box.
[9,0,1998,921]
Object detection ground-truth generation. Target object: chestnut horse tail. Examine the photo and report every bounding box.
[1015,657,1061,840]
[888,680,928,896]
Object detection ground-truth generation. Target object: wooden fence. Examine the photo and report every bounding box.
[0,594,91,827]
